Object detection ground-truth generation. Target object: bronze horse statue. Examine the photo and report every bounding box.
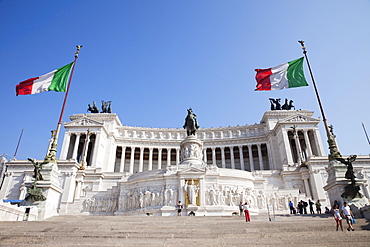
[183,108,199,136]
[269,98,281,110]
[282,98,295,110]
[87,101,99,113]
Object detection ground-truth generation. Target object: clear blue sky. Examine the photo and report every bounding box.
[1,0,370,160]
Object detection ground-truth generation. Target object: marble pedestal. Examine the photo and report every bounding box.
[179,135,204,166]
[324,160,369,214]
[27,163,63,220]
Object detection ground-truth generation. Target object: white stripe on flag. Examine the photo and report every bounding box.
[270,63,288,90]
[32,70,57,94]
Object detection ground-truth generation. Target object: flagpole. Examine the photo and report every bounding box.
[298,41,341,160]
[362,122,370,145]
[44,45,83,164]
[13,129,24,159]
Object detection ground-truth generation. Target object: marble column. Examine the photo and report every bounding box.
[303,130,313,157]
[221,147,226,168]
[238,145,245,170]
[266,143,273,170]
[203,148,207,163]
[59,132,71,160]
[91,132,100,168]
[139,147,144,172]
[293,130,303,164]
[282,129,294,165]
[158,148,162,169]
[230,146,235,169]
[248,145,254,171]
[257,144,264,170]
[212,147,216,166]
[148,148,153,170]
[129,147,135,173]
[167,148,171,167]
[72,133,81,160]
[82,134,91,166]
[119,146,126,172]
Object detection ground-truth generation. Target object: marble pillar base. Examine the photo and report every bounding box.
[34,163,63,220]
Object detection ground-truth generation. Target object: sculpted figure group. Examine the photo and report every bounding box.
[269,98,295,110]
[181,144,202,160]
[81,182,300,214]
[88,100,112,113]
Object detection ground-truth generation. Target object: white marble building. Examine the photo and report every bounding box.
[1,109,370,218]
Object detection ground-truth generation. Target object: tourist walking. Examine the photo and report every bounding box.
[297,201,303,214]
[239,201,244,216]
[243,202,250,222]
[308,199,315,214]
[341,202,355,231]
[302,200,308,214]
[177,201,183,216]
[315,200,322,214]
[332,205,343,231]
[289,201,295,214]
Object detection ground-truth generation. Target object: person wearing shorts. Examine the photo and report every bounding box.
[341,202,354,231]
[332,205,343,231]
[177,201,183,216]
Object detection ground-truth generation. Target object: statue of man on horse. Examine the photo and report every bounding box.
[183,108,199,136]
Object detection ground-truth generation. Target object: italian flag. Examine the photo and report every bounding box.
[255,57,308,91]
[16,62,74,96]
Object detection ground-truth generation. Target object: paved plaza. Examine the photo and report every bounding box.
[0,213,369,246]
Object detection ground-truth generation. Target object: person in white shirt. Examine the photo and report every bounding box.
[341,202,354,231]
[242,202,250,222]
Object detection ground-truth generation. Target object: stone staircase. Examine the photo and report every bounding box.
[0,214,369,246]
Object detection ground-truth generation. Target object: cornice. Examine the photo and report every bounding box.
[261,110,314,122]
[116,126,268,143]
[69,113,122,125]
[64,110,322,144]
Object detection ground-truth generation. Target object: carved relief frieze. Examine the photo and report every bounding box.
[67,118,103,126]
[119,185,179,212]
[252,170,263,177]
[181,144,202,160]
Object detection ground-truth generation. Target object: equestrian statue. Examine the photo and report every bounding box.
[183,108,199,136]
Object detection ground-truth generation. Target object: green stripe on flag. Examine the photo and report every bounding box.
[49,62,74,92]
[287,57,308,88]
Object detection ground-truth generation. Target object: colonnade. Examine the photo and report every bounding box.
[62,133,96,167]
[61,127,321,173]
[113,143,271,173]
[203,144,271,171]
[286,129,321,164]
[114,147,180,173]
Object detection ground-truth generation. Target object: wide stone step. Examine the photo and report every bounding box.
[0,214,369,246]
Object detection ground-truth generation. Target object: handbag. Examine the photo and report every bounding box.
[352,217,356,224]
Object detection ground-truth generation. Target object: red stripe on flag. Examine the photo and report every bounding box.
[255,68,272,91]
[16,77,39,96]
